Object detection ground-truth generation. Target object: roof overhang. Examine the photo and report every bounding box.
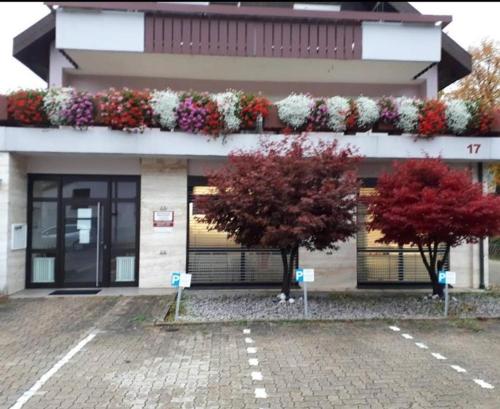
[13,12,55,82]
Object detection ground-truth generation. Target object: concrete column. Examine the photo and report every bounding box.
[0,153,27,295]
[139,158,187,288]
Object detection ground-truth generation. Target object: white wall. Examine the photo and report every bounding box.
[26,155,141,175]
[49,41,73,88]
[56,8,144,52]
[362,22,441,62]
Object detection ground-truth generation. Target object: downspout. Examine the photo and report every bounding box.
[478,162,485,289]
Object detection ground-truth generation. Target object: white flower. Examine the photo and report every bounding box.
[276,93,314,129]
[356,97,379,128]
[150,89,179,130]
[326,96,350,132]
[213,90,241,132]
[445,99,471,135]
[43,87,74,125]
[396,97,420,133]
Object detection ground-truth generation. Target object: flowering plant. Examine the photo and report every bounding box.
[345,99,359,132]
[396,97,420,133]
[418,99,447,137]
[378,96,399,125]
[43,87,75,126]
[355,97,379,129]
[61,91,95,130]
[325,96,350,132]
[213,90,241,133]
[466,100,494,135]
[203,100,224,136]
[150,89,179,130]
[97,88,152,132]
[276,93,314,130]
[445,99,471,135]
[239,94,271,129]
[176,93,210,134]
[307,99,329,131]
[7,89,48,125]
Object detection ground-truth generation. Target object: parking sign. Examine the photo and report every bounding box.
[171,272,181,288]
[295,268,304,283]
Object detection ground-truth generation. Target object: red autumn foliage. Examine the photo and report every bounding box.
[7,90,48,125]
[366,158,500,296]
[418,99,447,137]
[196,134,361,298]
[240,95,271,129]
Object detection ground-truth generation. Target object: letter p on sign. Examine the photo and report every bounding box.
[171,272,181,288]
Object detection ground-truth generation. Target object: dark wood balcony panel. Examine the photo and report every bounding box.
[145,15,362,60]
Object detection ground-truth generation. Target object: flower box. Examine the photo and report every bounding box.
[490,108,500,135]
[263,105,283,131]
[0,95,7,123]
[372,121,402,135]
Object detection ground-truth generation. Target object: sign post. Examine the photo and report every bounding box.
[296,268,314,319]
[438,270,456,317]
[171,272,191,321]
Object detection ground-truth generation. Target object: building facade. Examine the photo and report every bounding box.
[0,1,497,294]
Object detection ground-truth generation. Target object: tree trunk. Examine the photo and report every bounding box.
[417,243,444,298]
[280,246,298,299]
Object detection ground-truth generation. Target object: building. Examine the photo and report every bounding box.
[0,1,497,295]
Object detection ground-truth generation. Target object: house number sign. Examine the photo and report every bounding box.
[467,144,481,154]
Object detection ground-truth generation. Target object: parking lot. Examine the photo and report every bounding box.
[0,296,499,408]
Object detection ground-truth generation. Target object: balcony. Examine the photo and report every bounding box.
[44,2,449,85]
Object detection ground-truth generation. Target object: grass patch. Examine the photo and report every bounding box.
[165,294,187,322]
[450,318,483,332]
[131,314,148,323]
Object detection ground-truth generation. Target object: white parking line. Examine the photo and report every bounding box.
[255,388,268,398]
[243,329,251,334]
[450,365,467,373]
[473,379,494,389]
[247,347,257,354]
[9,331,97,409]
[245,337,254,344]
[249,358,259,366]
[389,326,494,390]
[251,371,263,381]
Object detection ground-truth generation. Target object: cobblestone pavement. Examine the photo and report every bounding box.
[0,297,499,409]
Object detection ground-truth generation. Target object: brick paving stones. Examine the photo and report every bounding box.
[0,296,499,408]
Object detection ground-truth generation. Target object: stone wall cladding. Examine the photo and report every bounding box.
[139,158,187,288]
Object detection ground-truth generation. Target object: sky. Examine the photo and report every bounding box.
[0,2,499,93]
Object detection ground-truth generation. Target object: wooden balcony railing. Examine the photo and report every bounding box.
[145,15,362,59]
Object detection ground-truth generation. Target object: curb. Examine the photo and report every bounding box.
[152,314,500,327]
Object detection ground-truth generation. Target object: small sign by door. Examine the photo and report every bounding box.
[153,210,174,232]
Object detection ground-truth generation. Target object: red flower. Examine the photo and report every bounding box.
[7,90,48,125]
[418,100,446,137]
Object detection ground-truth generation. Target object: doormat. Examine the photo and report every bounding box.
[49,289,101,295]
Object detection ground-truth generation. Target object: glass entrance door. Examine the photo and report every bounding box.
[63,201,105,287]
[27,175,140,288]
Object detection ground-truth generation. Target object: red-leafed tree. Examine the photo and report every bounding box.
[196,135,361,299]
[366,158,500,297]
